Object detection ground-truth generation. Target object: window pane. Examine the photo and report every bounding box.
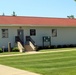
[52,29,57,37]
[2,29,8,38]
[30,29,36,36]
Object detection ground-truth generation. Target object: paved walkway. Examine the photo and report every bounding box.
[0,49,76,57]
[0,65,40,75]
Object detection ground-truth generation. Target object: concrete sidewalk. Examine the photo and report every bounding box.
[0,65,40,75]
[0,49,76,57]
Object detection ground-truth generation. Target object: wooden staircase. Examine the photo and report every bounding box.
[15,36,38,52]
[25,45,35,52]
[25,36,38,52]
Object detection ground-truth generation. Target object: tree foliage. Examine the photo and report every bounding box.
[12,11,17,16]
[67,15,75,19]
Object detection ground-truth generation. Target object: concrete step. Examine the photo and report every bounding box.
[25,45,34,52]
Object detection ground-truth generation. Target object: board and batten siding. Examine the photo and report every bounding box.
[0,26,17,48]
[25,27,76,46]
[0,26,76,48]
[53,27,76,45]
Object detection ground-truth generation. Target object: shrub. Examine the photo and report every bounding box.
[37,46,45,49]
[0,48,3,53]
[50,45,54,49]
[35,46,39,51]
[69,44,74,47]
[47,46,50,49]
[51,45,57,49]
[57,45,62,48]
[12,47,19,52]
[73,44,76,47]
[63,45,68,48]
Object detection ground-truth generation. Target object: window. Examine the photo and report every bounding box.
[30,29,36,36]
[52,29,57,37]
[2,29,8,38]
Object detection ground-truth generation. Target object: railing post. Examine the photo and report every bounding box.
[8,42,11,52]
[2,46,5,52]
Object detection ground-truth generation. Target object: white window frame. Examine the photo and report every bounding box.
[52,29,57,37]
[2,29,8,38]
[30,29,36,36]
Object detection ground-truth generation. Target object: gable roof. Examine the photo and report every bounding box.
[0,16,76,27]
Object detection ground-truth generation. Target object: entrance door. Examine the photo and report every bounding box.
[17,29,24,44]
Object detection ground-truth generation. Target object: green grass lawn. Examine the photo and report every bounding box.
[39,47,76,52]
[0,49,76,75]
[0,52,21,55]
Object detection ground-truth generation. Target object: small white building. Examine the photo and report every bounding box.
[0,16,76,48]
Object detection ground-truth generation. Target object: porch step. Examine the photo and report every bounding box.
[25,45,35,52]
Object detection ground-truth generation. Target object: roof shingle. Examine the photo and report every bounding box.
[0,16,76,27]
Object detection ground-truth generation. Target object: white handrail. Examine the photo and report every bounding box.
[17,42,25,52]
[29,41,36,51]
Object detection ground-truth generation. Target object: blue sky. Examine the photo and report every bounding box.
[0,0,76,18]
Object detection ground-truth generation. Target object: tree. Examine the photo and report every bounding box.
[67,15,75,19]
[12,11,16,16]
[2,13,5,16]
